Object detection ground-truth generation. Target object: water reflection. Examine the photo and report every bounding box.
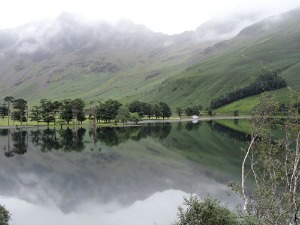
[2,123,173,156]
[0,122,245,225]
[89,123,172,146]
[184,121,202,131]
[1,190,187,225]
[208,120,250,141]
[3,129,28,157]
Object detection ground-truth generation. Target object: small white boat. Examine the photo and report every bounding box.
[192,115,198,119]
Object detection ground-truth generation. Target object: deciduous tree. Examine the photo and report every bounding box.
[143,103,152,119]
[159,102,172,119]
[176,107,183,119]
[101,99,122,123]
[13,98,27,125]
[60,99,73,125]
[40,99,55,126]
[128,100,146,117]
[31,106,42,125]
[4,96,14,126]
[230,93,300,224]
[117,106,130,125]
[72,98,85,124]
[0,105,8,119]
[152,104,161,119]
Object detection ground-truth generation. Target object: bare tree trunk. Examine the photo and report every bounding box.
[291,131,300,220]
[242,135,256,211]
[26,107,28,126]
[20,111,22,126]
[7,103,10,126]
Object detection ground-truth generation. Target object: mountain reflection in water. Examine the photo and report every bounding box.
[0,121,245,225]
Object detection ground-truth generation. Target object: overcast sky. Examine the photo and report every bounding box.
[1,0,300,34]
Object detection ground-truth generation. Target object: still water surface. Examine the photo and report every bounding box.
[0,121,247,225]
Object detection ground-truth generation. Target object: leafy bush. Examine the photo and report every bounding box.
[0,204,11,225]
[174,195,240,225]
[174,195,260,225]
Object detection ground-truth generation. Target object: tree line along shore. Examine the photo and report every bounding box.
[0,96,213,127]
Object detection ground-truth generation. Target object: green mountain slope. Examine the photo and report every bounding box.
[0,13,223,105]
[0,9,300,110]
[140,8,300,109]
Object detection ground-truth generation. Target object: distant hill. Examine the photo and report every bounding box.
[0,9,299,110]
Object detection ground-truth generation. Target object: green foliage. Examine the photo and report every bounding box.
[128,100,146,117]
[117,106,130,124]
[30,105,42,124]
[151,104,161,119]
[143,103,152,119]
[4,96,14,125]
[94,99,122,123]
[184,105,201,117]
[0,204,11,225]
[229,93,300,224]
[60,99,73,125]
[59,98,86,125]
[233,110,239,116]
[72,98,86,123]
[210,73,287,109]
[207,108,215,117]
[76,111,86,124]
[0,105,8,119]
[174,195,240,225]
[12,98,27,124]
[129,112,141,124]
[176,107,183,119]
[128,100,172,120]
[159,102,172,119]
[40,99,56,125]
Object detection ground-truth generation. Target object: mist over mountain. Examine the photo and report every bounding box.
[0,8,299,107]
[193,11,266,42]
[0,11,266,54]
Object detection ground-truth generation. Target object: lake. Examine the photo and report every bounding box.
[0,121,247,225]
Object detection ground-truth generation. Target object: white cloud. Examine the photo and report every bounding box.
[0,0,300,34]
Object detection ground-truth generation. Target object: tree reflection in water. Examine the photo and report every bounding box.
[59,128,86,152]
[2,128,28,157]
[1,123,173,156]
[184,121,202,131]
[89,123,172,147]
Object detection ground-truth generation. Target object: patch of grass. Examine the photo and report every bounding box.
[216,96,260,115]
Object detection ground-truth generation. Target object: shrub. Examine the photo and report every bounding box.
[0,204,11,225]
[174,195,239,225]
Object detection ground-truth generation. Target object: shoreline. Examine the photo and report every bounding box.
[139,116,251,124]
[0,116,251,129]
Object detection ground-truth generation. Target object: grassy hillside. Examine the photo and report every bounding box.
[215,87,299,115]
[140,8,300,110]
[0,17,206,106]
[0,9,300,112]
